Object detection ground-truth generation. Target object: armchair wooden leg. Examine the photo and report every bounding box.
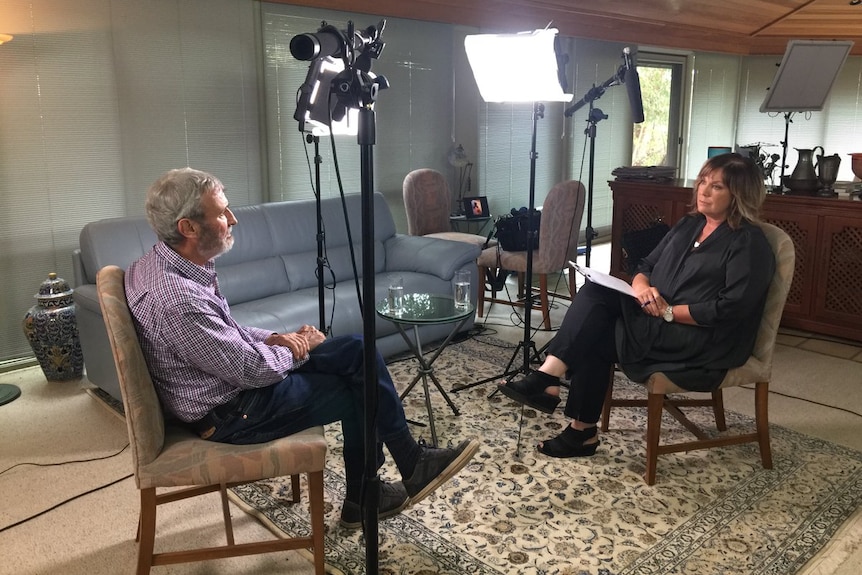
[538,274,551,330]
[601,371,615,432]
[754,381,773,469]
[712,389,727,431]
[308,470,326,575]
[219,484,235,546]
[137,488,157,575]
[645,392,664,485]
[477,266,488,318]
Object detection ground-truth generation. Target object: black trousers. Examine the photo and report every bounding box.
[546,281,622,423]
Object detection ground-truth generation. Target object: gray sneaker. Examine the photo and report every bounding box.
[339,480,409,529]
[403,439,479,505]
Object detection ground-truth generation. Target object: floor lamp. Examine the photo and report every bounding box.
[291,21,388,574]
[462,29,572,395]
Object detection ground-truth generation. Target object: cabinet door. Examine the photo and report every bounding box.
[761,209,818,321]
[611,194,676,278]
[812,216,862,339]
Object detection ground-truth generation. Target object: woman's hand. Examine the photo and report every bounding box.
[631,273,667,317]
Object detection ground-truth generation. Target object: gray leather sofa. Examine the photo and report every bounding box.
[72,192,481,401]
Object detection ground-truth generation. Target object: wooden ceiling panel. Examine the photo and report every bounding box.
[274,0,862,54]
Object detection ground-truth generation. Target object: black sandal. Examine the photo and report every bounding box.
[537,426,599,458]
[498,371,561,414]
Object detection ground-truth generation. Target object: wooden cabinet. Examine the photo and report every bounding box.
[609,179,862,342]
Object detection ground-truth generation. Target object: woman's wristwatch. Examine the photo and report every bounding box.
[662,305,674,322]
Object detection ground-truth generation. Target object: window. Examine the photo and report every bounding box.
[633,53,686,168]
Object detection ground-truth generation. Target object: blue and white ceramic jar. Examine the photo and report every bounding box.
[22,273,84,381]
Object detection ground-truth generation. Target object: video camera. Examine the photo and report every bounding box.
[291,20,388,132]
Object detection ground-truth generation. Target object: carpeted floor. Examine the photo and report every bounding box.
[227,335,862,575]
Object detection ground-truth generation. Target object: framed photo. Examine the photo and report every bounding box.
[462,196,490,219]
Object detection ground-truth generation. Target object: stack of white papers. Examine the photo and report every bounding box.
[570,263,635,298]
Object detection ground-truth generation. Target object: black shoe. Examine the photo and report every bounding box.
[339,480,409,529]
[498,371,561,414]
[403,439,479,505]
[537,426,599,458]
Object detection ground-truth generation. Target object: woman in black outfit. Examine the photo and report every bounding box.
[499,153,776,458]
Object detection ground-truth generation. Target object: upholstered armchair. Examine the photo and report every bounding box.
[402,168,493,249]
[477,180,586,330]
[96,265,328,574]
[601,222,795,484]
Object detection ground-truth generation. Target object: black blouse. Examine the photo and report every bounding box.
[617,214,776,391]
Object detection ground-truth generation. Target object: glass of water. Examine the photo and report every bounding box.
[453,270,471,309]
[387,274,404,314]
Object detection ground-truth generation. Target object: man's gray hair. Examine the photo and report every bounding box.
[145,168,224,246]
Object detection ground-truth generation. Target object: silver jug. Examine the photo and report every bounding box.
[785,146,824,194]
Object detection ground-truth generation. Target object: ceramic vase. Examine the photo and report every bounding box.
[22,273,84,381]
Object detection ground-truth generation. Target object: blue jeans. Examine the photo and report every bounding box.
[207,334,409,485]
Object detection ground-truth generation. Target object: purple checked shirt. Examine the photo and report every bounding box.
[125,242,307,422]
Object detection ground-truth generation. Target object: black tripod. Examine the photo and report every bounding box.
[356,106,382,571]
[451,102,546,394]
[307,134,328,332]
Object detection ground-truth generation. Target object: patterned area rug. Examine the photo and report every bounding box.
[229,335,862,575]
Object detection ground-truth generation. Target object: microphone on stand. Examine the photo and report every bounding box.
[622,47,645,124]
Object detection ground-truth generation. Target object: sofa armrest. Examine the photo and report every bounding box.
[72,248,85,288]
[385,235,480,280]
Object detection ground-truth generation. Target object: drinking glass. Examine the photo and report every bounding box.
[387,274,404,314]
[453,270,471,309]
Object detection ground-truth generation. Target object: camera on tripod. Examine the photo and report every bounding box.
[291,20,388,132]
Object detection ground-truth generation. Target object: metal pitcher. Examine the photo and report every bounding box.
[786,146,824,194]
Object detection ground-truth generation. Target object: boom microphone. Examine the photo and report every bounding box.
[622,47,645,124]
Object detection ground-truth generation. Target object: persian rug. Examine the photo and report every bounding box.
[229,335,862,575]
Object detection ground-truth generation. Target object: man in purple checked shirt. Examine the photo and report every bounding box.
[125,167,478,529]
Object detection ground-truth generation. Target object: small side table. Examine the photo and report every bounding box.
[376,293,474,446]
[449,214,492,236]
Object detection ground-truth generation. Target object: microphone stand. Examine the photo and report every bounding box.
[582,105,607,268]
[563,66,624,267]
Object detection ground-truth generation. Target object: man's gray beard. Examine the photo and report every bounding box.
[201,236,234,261]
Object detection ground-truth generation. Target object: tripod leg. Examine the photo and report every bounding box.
[515,403,526,458]
[450,340,524,393]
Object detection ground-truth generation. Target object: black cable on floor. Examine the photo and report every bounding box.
[738,384,862,419]
[0,443,130,476]
[0,472,133,533]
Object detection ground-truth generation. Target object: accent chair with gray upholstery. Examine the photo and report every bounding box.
[402,168,494,249]
[477,180,586,330]
[97,265,328,575]
[601,222,795,485]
